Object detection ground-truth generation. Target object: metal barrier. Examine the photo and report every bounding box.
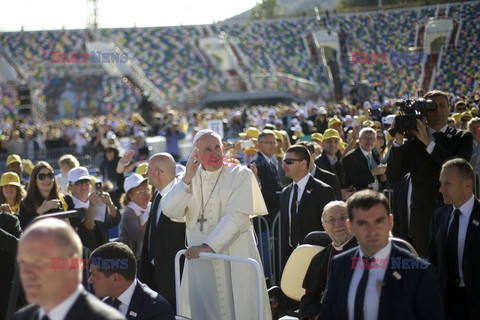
[383,189,394,213]
[254,215,272,282]
[174,250,264,320]
[271,212,282,285]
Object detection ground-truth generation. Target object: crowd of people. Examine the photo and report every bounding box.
[1,88,480,320]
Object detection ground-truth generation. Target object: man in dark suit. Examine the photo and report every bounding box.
[319,190,445,320]
[298,141,342,200]
[280,145,335,267]
[300,201,357,319]
[139,153,185,312]
[251,130,283,225]
[89,242,174,320]
[14,218,124,320]
[387,90,473,255]
[428,158,480,319]
[343,127,387,191]
[0,211,23,318]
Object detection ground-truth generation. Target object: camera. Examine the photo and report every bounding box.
[391,98,437,137]
[95,182,103,195]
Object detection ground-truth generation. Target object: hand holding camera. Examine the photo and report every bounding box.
[37,199,62,215]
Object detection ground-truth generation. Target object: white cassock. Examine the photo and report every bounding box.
[162,164,272,320]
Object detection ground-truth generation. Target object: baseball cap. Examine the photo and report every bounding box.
[311,132,323,142]
[239,127,259,139]
[68,166,91,183]
[323,129,341,141]
[6,154,22,167]
[0,172,21,187]
[124,173,147,193]
[328,117,342,128]
[136,163,148,176]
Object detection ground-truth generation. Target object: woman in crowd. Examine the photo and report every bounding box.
[18,161,67,229]
[119,173,151,259]
[0,172,26,214]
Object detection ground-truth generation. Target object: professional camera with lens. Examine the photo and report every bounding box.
[390,98,437,138]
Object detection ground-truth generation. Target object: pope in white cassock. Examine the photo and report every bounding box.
[162,129,272,320]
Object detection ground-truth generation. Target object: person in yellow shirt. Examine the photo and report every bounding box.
[0,172,26,214]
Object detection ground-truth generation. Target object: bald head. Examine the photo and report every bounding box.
[21,218,82,258]
[18,218,83,310]
[148,153,176,189]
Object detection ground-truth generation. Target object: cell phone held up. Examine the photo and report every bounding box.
[95,182,103,195]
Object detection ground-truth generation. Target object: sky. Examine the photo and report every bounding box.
[0,0,258,32]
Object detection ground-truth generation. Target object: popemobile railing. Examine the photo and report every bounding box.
[174,249,264,320]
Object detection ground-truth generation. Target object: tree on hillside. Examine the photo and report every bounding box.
[251,0,279,19]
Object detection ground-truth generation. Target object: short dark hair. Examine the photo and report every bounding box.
[424,90,449,106]
[442,158,474,184]
[346,190,390,221]
[296,141,315,156]
[286,144,311,169]
[90,242,136,281]
[258,130,275,141]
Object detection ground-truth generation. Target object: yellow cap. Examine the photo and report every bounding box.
[328,117,342,128]
[239,127,259,139]
[136,163,148,176]
[273,130,283,141]
[6,154,22,167]
[22,159,34,175]
[311,132,323,142]
[244,147,258,155]
[460,111,473,121]
[362,120,375,128]
[358,115,367,125]
[322,128,341,141]
[0,172,21,187]
[452,113,462,123]
[90,176,97,185]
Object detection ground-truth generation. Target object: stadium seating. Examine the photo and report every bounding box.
[1,2,478,111]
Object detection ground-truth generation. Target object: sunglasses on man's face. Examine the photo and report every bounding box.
[283,158,303,165]
[37,172,55,181]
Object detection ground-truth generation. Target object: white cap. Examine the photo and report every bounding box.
[106,131,116,140]
[68,166,90,183]
[383,114,396,125]
[192,129,222,146]
[124,173,147,193]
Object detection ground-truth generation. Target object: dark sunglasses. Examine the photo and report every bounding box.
[37,172,55,180]
[283,158,303,165]
[74,180,90,186]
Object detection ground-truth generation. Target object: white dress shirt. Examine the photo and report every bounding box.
[39,285,83,320]
[448,195,474,287]
[348,240,392,320]
[425,125,448,154]
[115,279,138,317]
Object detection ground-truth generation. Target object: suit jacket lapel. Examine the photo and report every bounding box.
[64,289,88,320]
[297,176,314,215]
[378,244,403,319]
[125,283,142,319]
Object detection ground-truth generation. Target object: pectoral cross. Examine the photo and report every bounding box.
[197,216,207,232]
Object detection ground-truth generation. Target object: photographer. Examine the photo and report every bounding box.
[386,90,473,256]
